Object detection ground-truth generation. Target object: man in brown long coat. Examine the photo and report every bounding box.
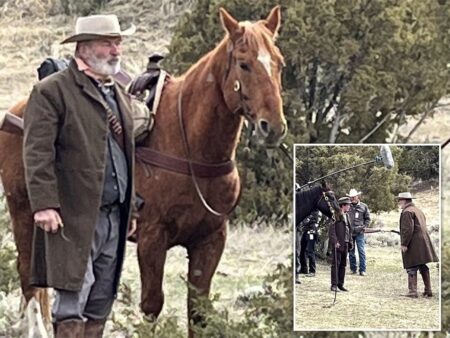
[23,15,136,337]
[329,197,353,292]
[398,192,438,298]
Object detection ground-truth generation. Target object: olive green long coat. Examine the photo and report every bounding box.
[400,202,438,269]
[23,60,135,291]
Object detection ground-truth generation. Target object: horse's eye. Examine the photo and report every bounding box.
[239,63,251,72]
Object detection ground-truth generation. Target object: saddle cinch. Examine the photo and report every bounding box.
[0,53,167,143]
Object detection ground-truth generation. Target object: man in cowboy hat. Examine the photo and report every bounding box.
[329,197,353,292]
[347,188,371,276]
[397,192,438,298]
[24,14,137,337]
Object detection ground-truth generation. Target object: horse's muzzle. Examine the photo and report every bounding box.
[256,118,288,147]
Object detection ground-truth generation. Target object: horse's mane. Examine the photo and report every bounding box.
[296,185,322,204]
[295,185,322,226]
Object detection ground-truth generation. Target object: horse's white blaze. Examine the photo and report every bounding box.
[257,51,271,76]
[26,297,49,338]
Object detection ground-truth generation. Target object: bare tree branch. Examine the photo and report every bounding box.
[404,100,442,142]
[328,108,341,143]
[403,109,432,143]
[358,112,394,143]
[390,110,407,143]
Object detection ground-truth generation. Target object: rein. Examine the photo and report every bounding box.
[176,77,253,217]
[171,39,259,217]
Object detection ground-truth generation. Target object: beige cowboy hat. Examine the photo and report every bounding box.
[61,14,136,44]
[347,189,361,198]
[396,192,416,200]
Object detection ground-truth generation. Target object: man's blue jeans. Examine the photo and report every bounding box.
[349,233,366,273]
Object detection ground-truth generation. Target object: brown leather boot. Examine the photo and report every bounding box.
[420,269,432,297]
[84,318,106,338]
[55,319,85,338]
[404,272,418,298]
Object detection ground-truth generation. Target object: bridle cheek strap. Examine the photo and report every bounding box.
[320,192,336,222]
[224,42,253,122]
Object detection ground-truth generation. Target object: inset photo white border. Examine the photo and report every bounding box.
[293,144,441,332]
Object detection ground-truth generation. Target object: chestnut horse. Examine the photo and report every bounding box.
[0,6,286,335]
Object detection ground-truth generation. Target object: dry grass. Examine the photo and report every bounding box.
[295,189,441,331]
[0,0,192,110]
[0,224,291,336]
[116,224,290,327]
[295,246,440,331]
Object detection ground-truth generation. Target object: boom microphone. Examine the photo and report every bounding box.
[377,145,394,169]
[298,145,395,189]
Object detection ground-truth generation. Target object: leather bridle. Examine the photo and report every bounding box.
[318,191,337,222]
[224,41,255,123]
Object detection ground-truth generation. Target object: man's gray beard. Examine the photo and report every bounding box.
[86,55,121,75]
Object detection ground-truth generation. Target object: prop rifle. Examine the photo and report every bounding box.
[364,228,400,235]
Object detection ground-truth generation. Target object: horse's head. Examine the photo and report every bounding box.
[219,6,287,147]
[317,182,341,220]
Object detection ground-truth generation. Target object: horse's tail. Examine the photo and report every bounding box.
[20,289,51,338]
[35,288,51,324]
[22,289,51,324]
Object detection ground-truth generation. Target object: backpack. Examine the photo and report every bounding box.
[37,58,69,80]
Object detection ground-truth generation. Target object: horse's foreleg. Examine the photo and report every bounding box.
[137,222,168,319]
[186,225,226,336]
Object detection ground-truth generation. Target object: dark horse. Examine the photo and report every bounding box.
[295,182,340,224]
[0,6,286,336]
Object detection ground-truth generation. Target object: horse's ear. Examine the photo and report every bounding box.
[219,8,243,41]
[264,5,281,37]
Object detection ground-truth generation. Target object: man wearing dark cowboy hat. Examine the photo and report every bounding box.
[347,188,371,276]
[24,14,137,337]
[397,192,438,298]
[329,197,353,292]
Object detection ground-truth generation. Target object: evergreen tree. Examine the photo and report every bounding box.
[295,145,414,213]
[397,146,440,181]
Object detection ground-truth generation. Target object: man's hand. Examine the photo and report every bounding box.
[354,226,363,233]
[34,209,63,233]
[401,245,408,253]
[335,242,341,249]
[127,218,137,239]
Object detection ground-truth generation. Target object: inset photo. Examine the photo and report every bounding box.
[294,144,440,331]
